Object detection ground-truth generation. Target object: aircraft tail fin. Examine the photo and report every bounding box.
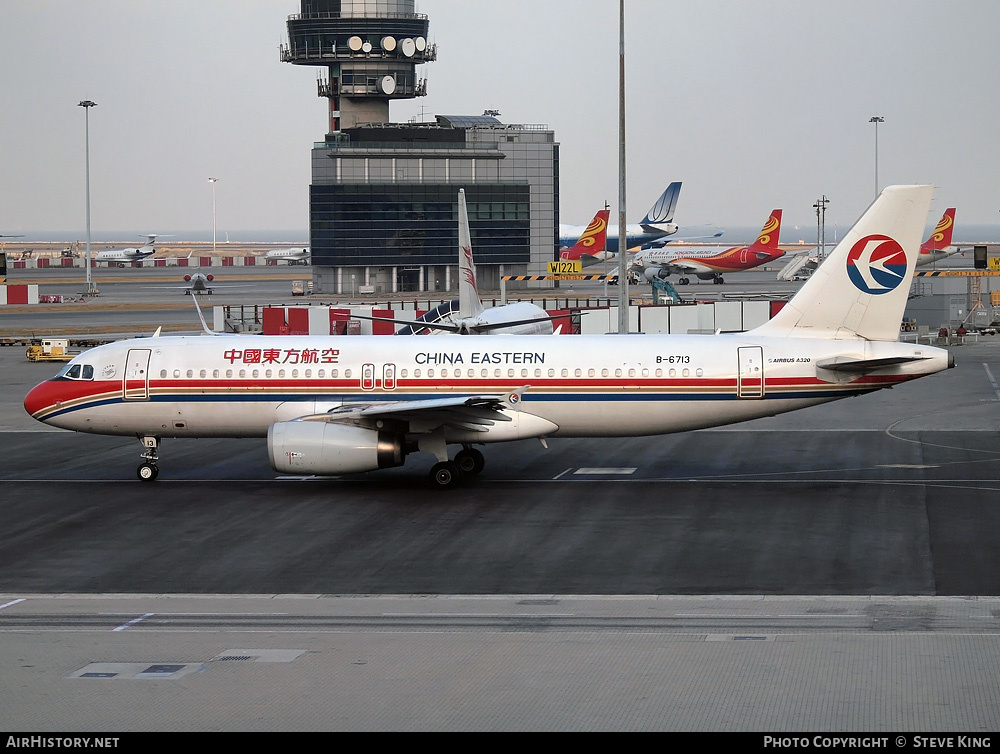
[920,208,955,254]
[640,182,682,226]
[752,185,933,342]
[749,210,782,250]
[457,189,484,320]
[559,208,610,263]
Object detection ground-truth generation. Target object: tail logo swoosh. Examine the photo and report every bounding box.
[846,235,907,295]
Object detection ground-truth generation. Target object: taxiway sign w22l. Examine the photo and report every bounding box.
[25,186,952,488]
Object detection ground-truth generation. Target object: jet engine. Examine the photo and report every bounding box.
[268,421,405,475]
[643,267,669,282]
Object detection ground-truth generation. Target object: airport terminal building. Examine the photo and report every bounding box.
[283,1,559,295]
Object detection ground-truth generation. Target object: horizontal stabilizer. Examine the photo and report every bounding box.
[816,355,931,373]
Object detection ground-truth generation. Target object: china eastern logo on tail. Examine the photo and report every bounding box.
[846,235,908,294]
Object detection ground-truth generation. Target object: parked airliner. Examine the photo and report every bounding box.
[630,210,785,285]
[917,208,961,266]
[558,182,682,254]
[24,185,951,488]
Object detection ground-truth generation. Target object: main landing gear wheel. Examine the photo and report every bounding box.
[137,463,159,481]
[430,461,462,489]
[455,448,485,476]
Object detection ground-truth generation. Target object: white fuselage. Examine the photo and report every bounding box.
[28,332,949,442]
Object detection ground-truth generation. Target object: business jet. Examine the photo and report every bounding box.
[24,185,952,489]
[391,189,559,335]
[265,247,310,265]
[95,235,169,267]
[630,210,785,285]
[558,182,683,254]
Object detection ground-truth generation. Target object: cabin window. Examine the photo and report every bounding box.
[628,369,636,378]
[427,369,435,378]
[574,368,582,378]
[265,369,273,379]
[548,369,555,378]
[317,369,324,378]
[173,369,181,379]
[414,369,421,378]
[399,369,408,378]
[601,368,609,378]
[291,369,299,378]
[226,369,233,378]
[252,369,260,379]
[696,368,704,377]
[642,368,649,378]
[160,369,167,379]
[468,369,475,379]
[682,368,690,378]
[655,369,663,378]
[587,368,595,378]
[508,369,515,378]
[304,369,312,378]
[200,369,207,379]
[534,369,542,378]
[239,370,247,379]
[481,369,488,378]
[615,369,623,378]
[187,370,194,379]
[669,368,676,378]
[440,369,448,378]
[278,369,286,379]
[213,369,220,378]
[330,369,337,378]
[561,368,569,378]
[494,369,501,378]
[344,369,352,378]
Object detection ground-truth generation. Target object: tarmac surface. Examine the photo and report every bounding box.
[2,267,1000,732]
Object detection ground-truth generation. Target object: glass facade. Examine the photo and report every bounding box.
[311,184,531,267]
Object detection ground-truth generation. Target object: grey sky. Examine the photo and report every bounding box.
[2,1,997,239]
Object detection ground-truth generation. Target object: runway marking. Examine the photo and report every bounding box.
[112,613,154,632]
[553,468,573,480]
[0,599,25,611]
[574,468,637,475]
[984,363,1000,400]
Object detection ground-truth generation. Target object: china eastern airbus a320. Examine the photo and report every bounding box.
[25,185,952,488]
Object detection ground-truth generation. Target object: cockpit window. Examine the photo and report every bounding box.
[60,364,95,381]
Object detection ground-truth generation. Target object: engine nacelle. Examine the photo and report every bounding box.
[268,421,405,475]
[643,267,668,281]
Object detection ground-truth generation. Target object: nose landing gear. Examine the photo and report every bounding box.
[137,436,160,481]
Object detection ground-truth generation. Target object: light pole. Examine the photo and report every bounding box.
[617,0,628,333]
[78,100,98,295]
[869,115,884,198]
[813,196,829,261]
[208,178,218,255]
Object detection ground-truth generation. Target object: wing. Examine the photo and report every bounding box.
[661,259,711,275]
[299,389,531,434]
[642,227,724,249]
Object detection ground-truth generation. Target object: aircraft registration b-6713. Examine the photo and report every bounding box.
[24,185,952,488]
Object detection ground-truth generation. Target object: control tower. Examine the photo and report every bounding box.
[280,0,435,134]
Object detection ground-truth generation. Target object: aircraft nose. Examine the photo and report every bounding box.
[23,379,61,422]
